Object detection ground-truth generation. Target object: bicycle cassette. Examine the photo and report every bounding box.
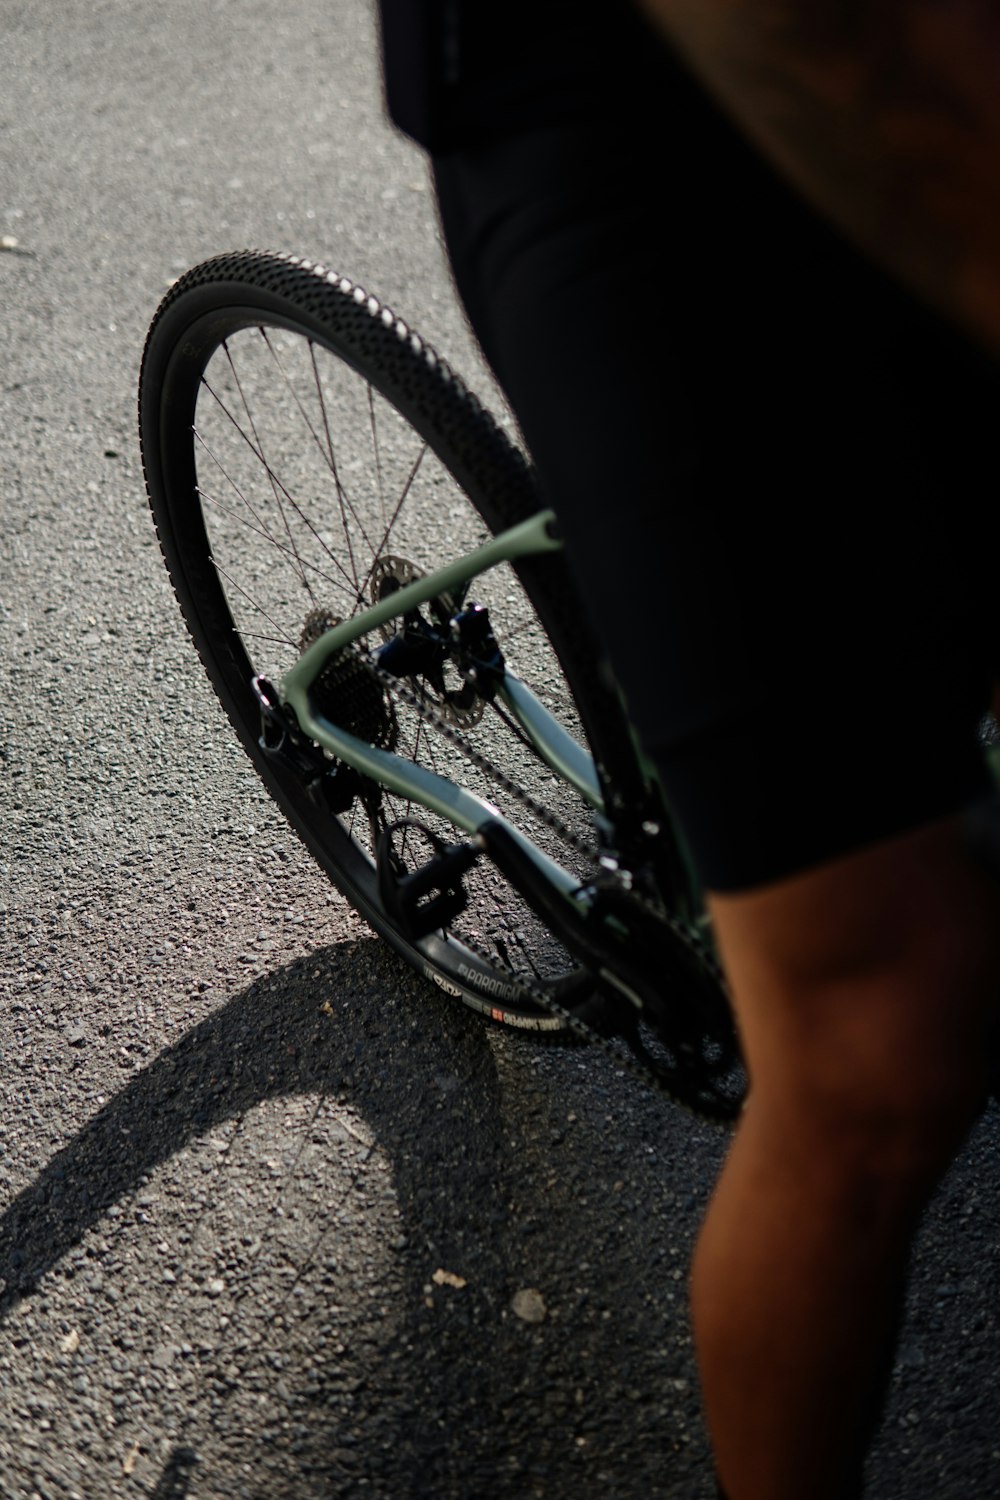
[298,608,398,750]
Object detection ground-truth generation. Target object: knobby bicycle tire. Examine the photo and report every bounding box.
[138,249,641,1029]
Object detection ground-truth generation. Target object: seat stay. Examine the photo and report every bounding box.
[281,509,562,689]
[280,505,605,815]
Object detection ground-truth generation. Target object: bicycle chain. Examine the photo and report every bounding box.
[350,644,739,1123]
[458,921,735,1122]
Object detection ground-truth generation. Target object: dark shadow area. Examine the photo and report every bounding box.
[0,936,721,1498]
[2,933,998,1499]
[150,1447,198,1499]
[0,937,510,1318]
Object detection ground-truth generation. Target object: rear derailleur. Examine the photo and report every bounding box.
[252,675,365,815]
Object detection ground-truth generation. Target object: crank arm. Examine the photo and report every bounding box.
[476,818,660,1019]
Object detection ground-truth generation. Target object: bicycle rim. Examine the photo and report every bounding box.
[139,253,617,1029]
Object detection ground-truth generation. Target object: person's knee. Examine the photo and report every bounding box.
[812,1035,984,1190]
[753,958,992,1215]
[711,818,1000,1196]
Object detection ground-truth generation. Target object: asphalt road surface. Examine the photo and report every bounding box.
[2,3,999,1497]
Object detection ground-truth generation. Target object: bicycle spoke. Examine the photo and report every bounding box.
[200,379,363,607]
[210,558,298,647]
[194,426,297,564]
[258,330,369,591]
[218,343,316,603]
[197,484,358,611]
[367,381,388,535]
[191,414,355,600]
[359,441,429,600]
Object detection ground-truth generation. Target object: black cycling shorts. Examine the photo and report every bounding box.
[383,2,1000,890]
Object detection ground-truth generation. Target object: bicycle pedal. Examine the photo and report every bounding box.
[376,819,480,941]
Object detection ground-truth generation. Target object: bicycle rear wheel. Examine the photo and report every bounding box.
[139,250,629,1029]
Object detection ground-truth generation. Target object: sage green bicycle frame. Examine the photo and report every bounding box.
[279,503,1000,928]
[280,510,601,898]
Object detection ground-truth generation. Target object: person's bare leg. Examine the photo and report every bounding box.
[692,817,1000,1500]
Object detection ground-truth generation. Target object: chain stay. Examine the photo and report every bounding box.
[330,640,739,1123]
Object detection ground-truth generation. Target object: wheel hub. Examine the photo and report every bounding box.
[370,555,487,727]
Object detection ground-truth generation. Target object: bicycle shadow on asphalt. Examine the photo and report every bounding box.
[0,937,512,1315]
[0,934,720,1498]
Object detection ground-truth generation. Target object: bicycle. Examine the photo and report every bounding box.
[138,248,747,1122]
